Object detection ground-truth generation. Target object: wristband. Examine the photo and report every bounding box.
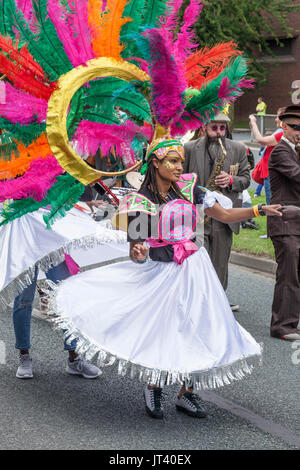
[252,205,260,217]
[228,175,233,186]
[135,253,149,264]
[257,203,265,216]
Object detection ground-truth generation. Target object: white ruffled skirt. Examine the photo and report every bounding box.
[47,247,262,390]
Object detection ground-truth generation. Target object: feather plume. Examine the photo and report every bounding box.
[0,116,45,146]
[0,133,51,179]
[16,0,32,21]
[141,0,169,28]
[172,56,252,135]
[47,0,82,67]
[4,0,64,80]
[173,0,202,62]
[0,35,46,81]
[42,176,86,229]
[0,82,47,124]
[145,28,186,127]
[65,0,95,64]
[74,119,153,164]
[0,155,63,202]
[160,0,183,32]
[0,53,56,99]
[89,0,132,58]
[185,41,241,89]
[87,0,103,56]
[0,173,84,226]
[85,77,152,123]
[120,0,146,58]
[31,0,73,74]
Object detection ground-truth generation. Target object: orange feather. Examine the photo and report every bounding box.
[88,0,132,59]
[185,41,241,89]
[0,134,52,180]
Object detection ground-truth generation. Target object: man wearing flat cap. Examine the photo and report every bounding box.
[268,105,300,341]
[184,113,250,310]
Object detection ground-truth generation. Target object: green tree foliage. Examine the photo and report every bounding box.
[181,0,300,86]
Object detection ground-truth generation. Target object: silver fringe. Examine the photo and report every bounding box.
[43,280,263,391]
[0,224,127,309]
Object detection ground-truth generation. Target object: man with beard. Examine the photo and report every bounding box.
[183,113,250,310]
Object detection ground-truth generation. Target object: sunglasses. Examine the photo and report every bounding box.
[211,124,227,132]
[286,123,300,131]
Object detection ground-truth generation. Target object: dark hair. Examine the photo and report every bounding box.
[139,155,189,204]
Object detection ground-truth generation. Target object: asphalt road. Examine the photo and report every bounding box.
[0,265,299,450]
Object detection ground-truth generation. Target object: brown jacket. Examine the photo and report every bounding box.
[268,139,300,237]
[184,137,250,234]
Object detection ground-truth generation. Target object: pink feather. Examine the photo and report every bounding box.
[236,78,255,89]
[16,0,33,22]
[125,57,150,74]
[0,156,63,202]
[47,0,82,67]
[173,0,203,62]
[218,77,231,100]
[0,82,47,124]
[66,0,95,64]
[171,111,204,136]
[143,28,186,127]
[73,120,153,167]
[160,0,184,32]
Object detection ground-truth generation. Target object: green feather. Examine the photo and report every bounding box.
[84,78,151,123]
[4,0,71,81]
[67,87,85,140]
[0,117,45,146]
[0,141,18,159]
[0,174,85,227]
[31,0,73,76]
[43,178,85,229]
[185,56,249,119]
[82,109,120,125]
[120,0,147,58]
[141,0,169,28]
[0,0,14,37]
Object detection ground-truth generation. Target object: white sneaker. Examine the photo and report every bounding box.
[143,386,164,419]
[16,354,33,379]
[66,356,102,379]
[176,392,207,418]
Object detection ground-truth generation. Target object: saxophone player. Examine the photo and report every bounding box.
[183,113,250,310]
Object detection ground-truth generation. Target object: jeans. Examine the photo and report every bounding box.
[254,184,263,197]
[264,176,271,206]
[13,261,77,351]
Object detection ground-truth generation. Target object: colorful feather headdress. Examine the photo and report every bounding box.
[0,0,254,227]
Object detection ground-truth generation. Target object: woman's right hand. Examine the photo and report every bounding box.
[130,242,149,262]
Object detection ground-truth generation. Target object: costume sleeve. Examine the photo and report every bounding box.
[230,146,251,192]
[203,190,233,210]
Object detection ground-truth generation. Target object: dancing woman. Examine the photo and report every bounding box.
[46,136,282,420]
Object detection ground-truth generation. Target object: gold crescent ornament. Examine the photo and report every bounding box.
[46,57,151,185]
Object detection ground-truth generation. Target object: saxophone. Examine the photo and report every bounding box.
[205,138,227,192]
[204,138,227,223]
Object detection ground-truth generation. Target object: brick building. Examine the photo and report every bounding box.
[235,1,300,122]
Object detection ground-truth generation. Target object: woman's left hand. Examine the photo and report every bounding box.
[260,204,282,216]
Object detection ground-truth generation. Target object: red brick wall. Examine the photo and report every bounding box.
[235,2,300,122]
